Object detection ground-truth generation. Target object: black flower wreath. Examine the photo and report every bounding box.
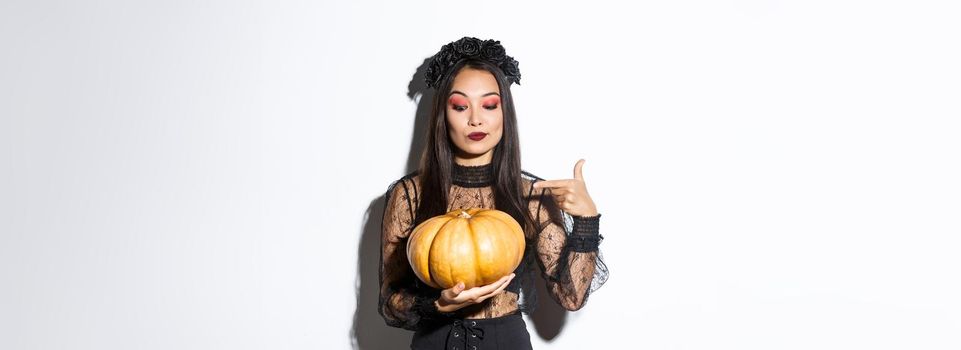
[424,36,521,89]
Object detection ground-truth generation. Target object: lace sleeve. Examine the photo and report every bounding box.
[378,177,452,330]
[529,182,609,311]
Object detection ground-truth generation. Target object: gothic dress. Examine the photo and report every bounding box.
[379,162,608,350]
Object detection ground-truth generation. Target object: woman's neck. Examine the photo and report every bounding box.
[453,150,493,166]
[452,161,494,188]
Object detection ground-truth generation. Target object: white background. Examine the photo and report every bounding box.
[2,0,960,349]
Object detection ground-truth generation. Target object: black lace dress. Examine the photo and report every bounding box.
[379,162,608,349]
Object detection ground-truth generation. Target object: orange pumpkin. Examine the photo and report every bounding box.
[406,208,526,289]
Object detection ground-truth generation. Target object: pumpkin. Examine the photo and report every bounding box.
[406,208,526,290]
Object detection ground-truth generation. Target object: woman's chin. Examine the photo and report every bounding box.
[457,149,494,159]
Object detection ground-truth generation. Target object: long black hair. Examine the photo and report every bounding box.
[413,58,536,235]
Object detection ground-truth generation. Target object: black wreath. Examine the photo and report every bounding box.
[424,36,521,89]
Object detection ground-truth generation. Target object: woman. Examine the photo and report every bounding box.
[380,37,608,350]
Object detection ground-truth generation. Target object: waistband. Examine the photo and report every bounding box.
[445,313,523,350]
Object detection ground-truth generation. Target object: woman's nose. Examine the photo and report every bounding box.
[468,109,482,126]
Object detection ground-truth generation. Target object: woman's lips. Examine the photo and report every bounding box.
[468,132,487,141]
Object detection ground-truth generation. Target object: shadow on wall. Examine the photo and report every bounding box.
[350,57,568,349]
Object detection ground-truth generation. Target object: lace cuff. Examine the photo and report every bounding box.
[413,292,456,320]
[570,214,603,252]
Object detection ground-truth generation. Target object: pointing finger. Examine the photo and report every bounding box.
[533,179,568,189]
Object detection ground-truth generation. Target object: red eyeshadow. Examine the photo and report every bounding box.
[449,95,468,105]
[482,96,501,105]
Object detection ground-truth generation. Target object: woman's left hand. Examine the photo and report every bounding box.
[531,159,598,217]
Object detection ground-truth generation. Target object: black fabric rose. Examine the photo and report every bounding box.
[438,43,457,63]
[452,37,482,57]
[424,62,443,88]
[501,56,521,85]
[480,41,506,64]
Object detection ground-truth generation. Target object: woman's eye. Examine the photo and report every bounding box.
[452,105,467,111]
[484,104,498,110]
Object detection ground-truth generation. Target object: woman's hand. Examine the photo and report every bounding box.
[435,273,515,313]
[531,159,599,217]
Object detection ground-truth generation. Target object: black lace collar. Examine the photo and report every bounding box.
[452,162,494,188]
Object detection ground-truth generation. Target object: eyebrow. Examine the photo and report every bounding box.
[449,90,500,98]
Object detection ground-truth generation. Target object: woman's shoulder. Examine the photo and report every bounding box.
[386,171,422,194]
[520,170,546,195]
[521,170,545,182]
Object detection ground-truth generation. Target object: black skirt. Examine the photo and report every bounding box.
[410,313,533,350]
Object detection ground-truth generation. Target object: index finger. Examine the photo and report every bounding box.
[532,179,570,190]
[473,275,514,303]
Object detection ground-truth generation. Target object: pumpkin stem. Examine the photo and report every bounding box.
[458,210,472,219]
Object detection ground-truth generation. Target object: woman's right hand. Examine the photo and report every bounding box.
[435,273,515,313]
